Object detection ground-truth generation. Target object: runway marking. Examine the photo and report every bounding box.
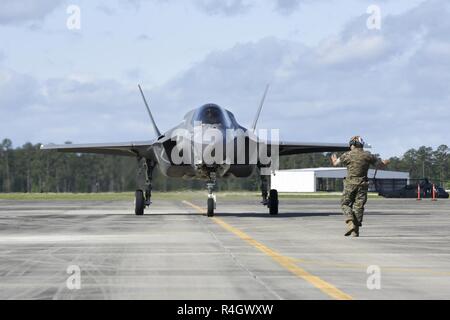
[183,200,353,300]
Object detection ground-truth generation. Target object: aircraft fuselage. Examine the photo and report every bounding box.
[149,103,266,180]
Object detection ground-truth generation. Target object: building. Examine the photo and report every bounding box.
[271,167,410,193]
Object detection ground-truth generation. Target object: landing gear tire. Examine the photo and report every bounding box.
[207,198,215,217]
[268,189,279,215]
[135,190,145,216]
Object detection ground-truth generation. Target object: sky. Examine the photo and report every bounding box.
[0,0,449,157]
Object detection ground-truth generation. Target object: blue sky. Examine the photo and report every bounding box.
[0,0,448,157]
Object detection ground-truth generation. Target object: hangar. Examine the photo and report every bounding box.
[271,167,410,193]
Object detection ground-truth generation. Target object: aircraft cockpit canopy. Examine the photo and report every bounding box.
[193,104,233,128]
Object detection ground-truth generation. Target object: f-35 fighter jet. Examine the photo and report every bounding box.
[42,85,349,216]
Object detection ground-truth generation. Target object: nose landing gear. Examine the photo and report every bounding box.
[206,172,217,217]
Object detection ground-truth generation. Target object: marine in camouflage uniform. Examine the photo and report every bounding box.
[332,136,387,237]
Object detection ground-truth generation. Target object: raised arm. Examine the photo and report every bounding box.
[331,153,341,166]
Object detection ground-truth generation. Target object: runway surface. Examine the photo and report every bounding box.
[0,197,449,300]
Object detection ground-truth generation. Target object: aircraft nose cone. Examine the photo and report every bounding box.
[192,125,230,165]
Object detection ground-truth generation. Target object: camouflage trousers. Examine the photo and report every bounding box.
[341,181,369,225]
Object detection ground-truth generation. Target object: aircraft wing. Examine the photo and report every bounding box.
[40,140,156,158]
[273,141,350,156]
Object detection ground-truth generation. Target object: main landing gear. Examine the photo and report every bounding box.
[268,189,279,215]
[135,158,154,216]
[206,172,217,217]
[259,168,278,215]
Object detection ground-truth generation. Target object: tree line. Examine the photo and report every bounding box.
[0,138,448,193]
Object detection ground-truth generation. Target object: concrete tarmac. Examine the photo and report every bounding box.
[0,197,449,300]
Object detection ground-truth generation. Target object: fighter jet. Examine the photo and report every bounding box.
[41,85,349,216]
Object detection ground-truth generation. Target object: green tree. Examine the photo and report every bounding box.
[0,137,448,193]
[0,139,13,192]
[433,145,449,186]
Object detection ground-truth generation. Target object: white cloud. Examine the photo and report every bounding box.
[118,0,311,16]
[146,0,450,156]
[1,0,449,157]
[0,70,155,144]
[96,4,116,16]
[317,35,386,65]
[118,0,252,15]
[274,0,301,14]
[0,0,65,25]
[194,0,252,16]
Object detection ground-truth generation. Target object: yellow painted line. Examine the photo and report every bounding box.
[183,200,353,300]
[182,200,206,215]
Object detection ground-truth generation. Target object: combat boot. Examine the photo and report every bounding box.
[345,220,355,237]
[351,226,360,237]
